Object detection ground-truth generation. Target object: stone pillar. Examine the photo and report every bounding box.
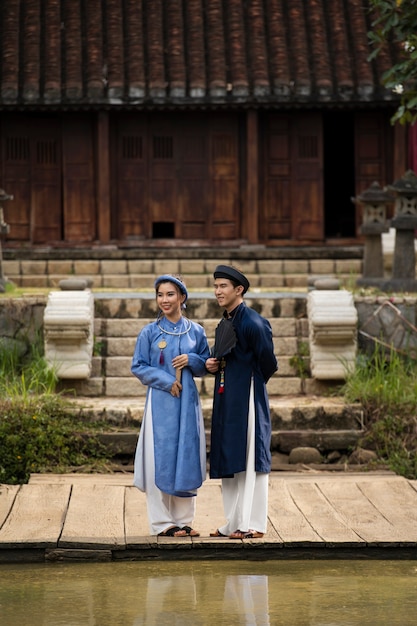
[383,170,417,292]
[0,188,13,292]
[353,181,392,287]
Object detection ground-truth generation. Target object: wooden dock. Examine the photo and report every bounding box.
[1,472,417,563]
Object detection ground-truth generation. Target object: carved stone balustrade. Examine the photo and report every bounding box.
[44,290,94,379]
[307,289,358,380]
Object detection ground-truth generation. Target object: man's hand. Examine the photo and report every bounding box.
[205,357,220,374]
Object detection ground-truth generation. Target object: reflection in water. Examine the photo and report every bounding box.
[133,575,201,626]
[1,560,417,625]
[223,575,269,626]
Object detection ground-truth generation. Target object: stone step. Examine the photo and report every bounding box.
[94,317,301,339]
[95,428,363,459]
[71,396,361,431]
[100,334,299,358]
[93,293,308,322]
[100,355,300,378]
[59,372,335,398]
[77,394,363,459]
[3,256,362,290]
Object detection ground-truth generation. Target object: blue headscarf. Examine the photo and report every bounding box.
[154,274,188,307]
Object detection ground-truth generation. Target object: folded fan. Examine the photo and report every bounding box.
[211,318,237,359]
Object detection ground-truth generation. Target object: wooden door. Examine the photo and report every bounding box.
[292,114,323,240]
[0,117,31,241]
[30,120,62,243]
[113,116,148,239]
[176,120,208,239]
[62,116,96,242]
[0,116,61,243]
[112,113,240,240]
[260,116,292,239]
[355,112,388,228]
[260,113,324,242]
[208,116,240,239]
[0,114,96,244]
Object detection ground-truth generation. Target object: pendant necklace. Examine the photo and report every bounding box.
[157,317,191,365]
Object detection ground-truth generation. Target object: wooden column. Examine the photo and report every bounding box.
[393,121,408,182]
[246,110,259,243]
[96,112,111,242]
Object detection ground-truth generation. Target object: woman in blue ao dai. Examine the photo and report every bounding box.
[131,275,210,537]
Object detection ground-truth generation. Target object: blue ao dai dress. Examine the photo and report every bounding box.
[132,315,210,497]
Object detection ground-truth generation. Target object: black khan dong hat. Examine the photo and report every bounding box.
[214,265,250,294]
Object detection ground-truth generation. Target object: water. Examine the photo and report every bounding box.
[1,560,417,625]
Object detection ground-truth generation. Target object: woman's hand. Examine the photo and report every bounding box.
[170,380,182,397]
[205,357,220,373]
[172,354,189,371]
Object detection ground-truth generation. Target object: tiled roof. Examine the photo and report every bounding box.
[0,0,401,109]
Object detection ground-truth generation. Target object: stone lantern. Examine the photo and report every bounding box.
[353,181,393,287]
[383,170,417,292]
[0,188,13,291]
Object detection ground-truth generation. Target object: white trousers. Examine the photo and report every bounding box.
[134,391,196,535]
[218,380,269,536]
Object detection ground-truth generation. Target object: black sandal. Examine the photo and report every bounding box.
[158,526,187,537]
[182,526,200,537]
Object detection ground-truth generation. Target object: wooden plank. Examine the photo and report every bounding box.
[59,483,125,548]
[194,481,224,538]
[357,479,417,542]
[0,485,20,527]
[29,473,134,486]
[0,484,71,548]
[318,480,402,544]
[287,481,363,544]
[268,479,322,543]
[124,486,154,546]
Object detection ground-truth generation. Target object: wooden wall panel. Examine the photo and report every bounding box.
[355,112,388,230]
[0,118,31,240]
[261,113,323,241]
[261,116,292,239]
[112,116,148,239]
[209,117,240,239]
[31,123,62,243]
[62,116,96,242]
[112,113,240,241]
[292,114,323,240]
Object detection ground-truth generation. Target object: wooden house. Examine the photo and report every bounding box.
[0,0,407,250]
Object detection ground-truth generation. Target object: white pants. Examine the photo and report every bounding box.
[134,392,196,535]
[218,381,269,536]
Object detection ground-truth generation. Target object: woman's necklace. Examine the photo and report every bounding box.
[157,316,191,364]
[157,317,192,336]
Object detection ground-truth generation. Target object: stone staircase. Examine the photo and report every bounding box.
[58,291,364,465]
[3,247,363,290]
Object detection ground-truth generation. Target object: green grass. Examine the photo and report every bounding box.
[341,345,417,479]
[0,338,58,401]
[0,337,112,484]
[0,396,111,484]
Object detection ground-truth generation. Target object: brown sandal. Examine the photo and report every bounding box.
[229,529,264,539]
[209,529,227,537]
